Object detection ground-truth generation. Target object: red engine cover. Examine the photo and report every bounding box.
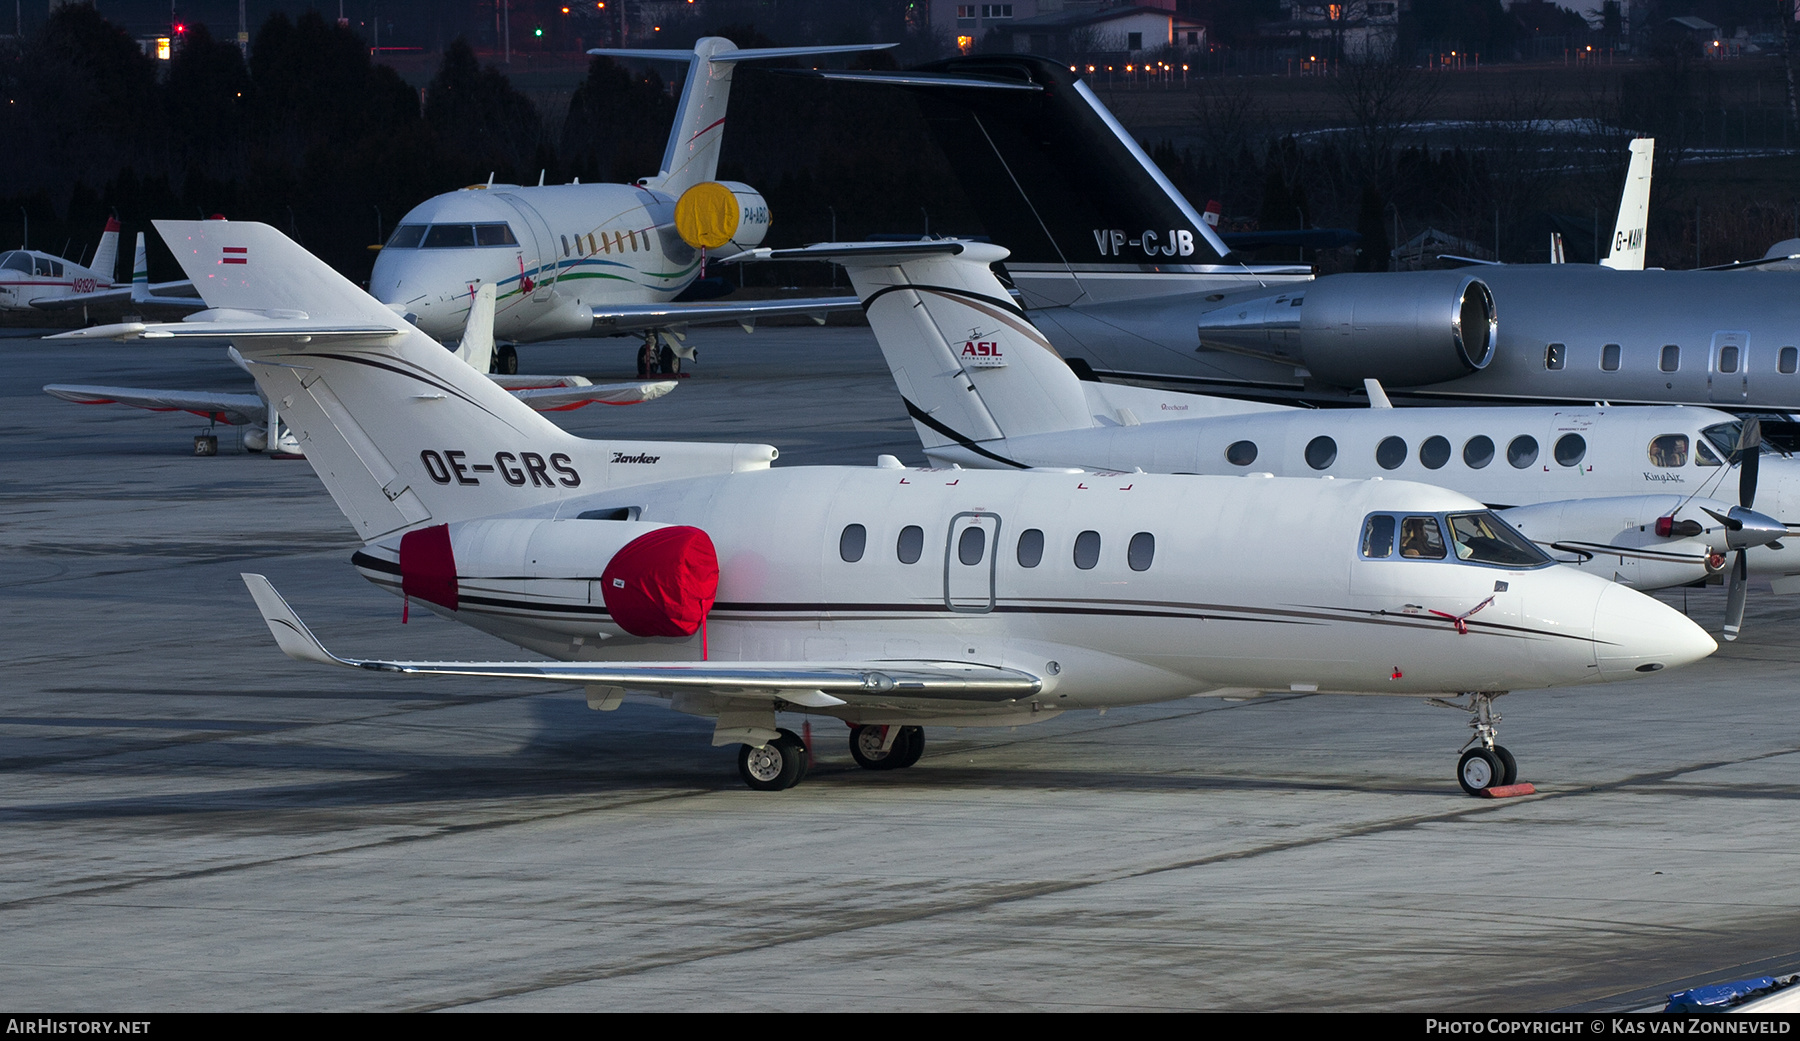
[400,523,459,611]
[600,526,719,637]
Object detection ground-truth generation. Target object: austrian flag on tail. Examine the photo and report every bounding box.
[221,247,247,265]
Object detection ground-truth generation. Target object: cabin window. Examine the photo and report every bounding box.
[1647,434,1689,467]
[1376,436,1407,470]
[1447,512,1551,568]
[1544,343,1566,370]
[1781,347,1798,374]
[421,224,476,248]
[1127,532,1155,572]
[1660,344,1681,372]
[1073,530,1101,570]
[474,223,518,246]
[34,257,59,276]
[1419,436,1451,469]
[1361,514,1395,558]
[1017,528,1045,568]
[560,234,570,257]
[1696,440,1723,466]
[1553,433,1586,467]
[896,525,924,564]
[839,524,866,562]
[1601,344,1621,371]
[1718,345,1740,374]
[1399,516,1447,559]
[1225,440,1258,466]
[1507,435,1539,468]
[957,526,986,566]
[1304,435,1337,470]
[385,225,427,249]
[1463,435,1495,469]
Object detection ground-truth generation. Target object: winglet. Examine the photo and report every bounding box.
[1364,378,1393,409]
[241,574,347,666]
[453,283,497,372]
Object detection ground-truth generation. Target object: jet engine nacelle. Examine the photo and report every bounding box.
[715,181,769,256]
[382,517,720,640]
[1196,272,1496,388]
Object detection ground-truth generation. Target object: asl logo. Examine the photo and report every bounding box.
[961,340,1007,368]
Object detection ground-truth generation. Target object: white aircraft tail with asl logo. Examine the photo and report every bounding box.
[1601,137,1653,270]
[60,221,775,540]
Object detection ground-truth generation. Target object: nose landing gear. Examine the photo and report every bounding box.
[1431,691,1521,796]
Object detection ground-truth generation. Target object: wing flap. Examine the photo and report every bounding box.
[242,574,1042,702]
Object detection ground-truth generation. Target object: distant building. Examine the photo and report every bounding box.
[1270,0,1402,61]
[926,1,1201,58]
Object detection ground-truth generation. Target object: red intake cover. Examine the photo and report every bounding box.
[600,526,718,638]
[399,523,459,611]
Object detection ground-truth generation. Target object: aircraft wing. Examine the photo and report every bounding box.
[28,282,204,314]
[588,296,861,334]
[507,379,678,411]
[244,574,1041,704]
[44,384,264,425]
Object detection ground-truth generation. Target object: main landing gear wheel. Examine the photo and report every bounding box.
[849,725,924,771]
[492,343,518,375]
[739,729,808,791]
[1493,744,1518,787]
[657,343,680,375]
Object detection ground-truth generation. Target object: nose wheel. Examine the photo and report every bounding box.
[737,728,810,791]
[849,725,924,770]
[490,343,518,375]
[1431,691,1520,796]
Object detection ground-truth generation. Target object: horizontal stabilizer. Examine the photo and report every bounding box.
[589,43,895,64]
[243,574,1041,702]
[511,379,677,411]
[761,241,972,263]
[777,68,1043,91]
[49,319,403,342]
[589,295,859,333]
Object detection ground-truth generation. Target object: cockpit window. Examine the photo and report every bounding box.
[1696,439,1723,467]
[421,224,476,248]
[476,223,518,246]
[1701,421,1742,459]
[1447,512,1551,568]
[1398,516,1447,559]
[1361,515,1396,558]
[1648,434,1689,467]
[386,225,427,249]
[0,251,28,272]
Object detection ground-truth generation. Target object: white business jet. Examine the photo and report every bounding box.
[50,284,677,455]
[773,238,1795,639]
[63,220,1717,796]
[369,37,877,374]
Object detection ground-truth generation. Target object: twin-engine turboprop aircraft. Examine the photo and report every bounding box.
[369,37,873,374]
[779,239,1795,638]
[73,219,1719,797]
[49,284,677,454]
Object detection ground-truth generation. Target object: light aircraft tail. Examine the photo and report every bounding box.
[592,38,893,198]
[143,220,775,541]
[89,218,121,282]
[452,283,497,372]
[1601,137,1653,271]
[129,233,149,302]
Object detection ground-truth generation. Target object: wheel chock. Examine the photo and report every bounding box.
[1481,783,1537,798]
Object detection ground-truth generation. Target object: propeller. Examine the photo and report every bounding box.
[1723,419,1766,642]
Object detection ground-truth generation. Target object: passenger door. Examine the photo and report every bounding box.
[944,512,1001,613]
[1709,331,1749,404]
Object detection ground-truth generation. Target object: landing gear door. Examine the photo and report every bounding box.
[944,511,1000,613]
[1709,331,1749,404]
[494,193,557,301]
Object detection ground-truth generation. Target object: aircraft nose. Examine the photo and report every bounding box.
[1591,582,1716,680]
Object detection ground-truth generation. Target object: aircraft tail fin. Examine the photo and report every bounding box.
[1601,137,1653,271]
[89,218,121,282]
[150,220,774,541]
[780,241,1093,459]
[452,284,497,373]
[595,38,892,198]
[128,233,150,302]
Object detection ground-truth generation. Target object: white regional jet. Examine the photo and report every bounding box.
[777,239,1797,639]
[59,219,1720,796]
[49,284,677,455]
[368,37,874,375]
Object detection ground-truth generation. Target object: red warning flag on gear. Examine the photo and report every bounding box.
[600,526,719,638]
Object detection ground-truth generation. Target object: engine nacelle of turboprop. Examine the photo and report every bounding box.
[1298,272,1496,387]
[381,517,719,639]
[1498,494,1731,591]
